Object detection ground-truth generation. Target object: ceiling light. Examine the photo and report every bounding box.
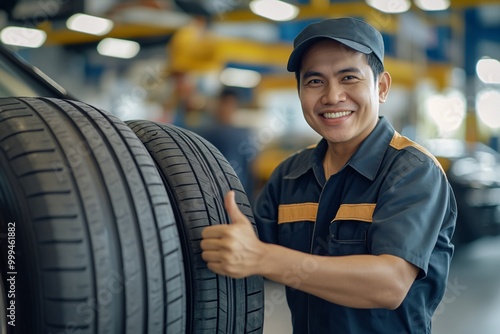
[97,38,140,59]
[425,90,466,135]
[249,0,299,22]
[476,89,500,129]
[476,57,500,84]
[365,0,411,14]
[67,13,114,36]
[220,68,262,88]
[414,0,450,11]
[0,26,46,48]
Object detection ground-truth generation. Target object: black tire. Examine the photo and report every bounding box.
[0,97,185,334]
[126,120,264,334]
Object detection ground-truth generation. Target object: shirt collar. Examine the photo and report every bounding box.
[284,140,327,181]
[348,116,395,181]
[284,116,394,182]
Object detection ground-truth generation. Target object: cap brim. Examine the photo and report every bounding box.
[287,36,373,72]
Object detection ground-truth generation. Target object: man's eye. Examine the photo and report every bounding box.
[343,75,357,81]
[306,79,322,85]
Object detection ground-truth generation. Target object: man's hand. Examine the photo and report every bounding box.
[201,191,265,278]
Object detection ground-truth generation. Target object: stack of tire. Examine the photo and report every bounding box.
[0,97,264,334]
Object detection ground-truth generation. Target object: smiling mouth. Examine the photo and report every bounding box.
[322,111,352,119]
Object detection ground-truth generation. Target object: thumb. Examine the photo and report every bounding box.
[224,190,250,225]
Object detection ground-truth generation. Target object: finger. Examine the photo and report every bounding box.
[201,250,222,263]
[206,262,226,276]
[207,262,243,279]
[200,238,223,251]
[224,190,248,225]
[201,224,230,239]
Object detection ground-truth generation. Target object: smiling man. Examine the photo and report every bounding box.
[201,17,457,333]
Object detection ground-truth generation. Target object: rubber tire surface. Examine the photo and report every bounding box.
[0,97,185,334]
[126,120,264,334]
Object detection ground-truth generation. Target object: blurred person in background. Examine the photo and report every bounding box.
[197,87,256,199]
[168,71,208,129]
[201,17,457,333]
[166,15,216,128]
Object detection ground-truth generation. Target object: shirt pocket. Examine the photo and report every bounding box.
[328,220,371,256]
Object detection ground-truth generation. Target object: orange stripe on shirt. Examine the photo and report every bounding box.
[333,203,376,223]
[278,203,318,224]
[389,132,446,175]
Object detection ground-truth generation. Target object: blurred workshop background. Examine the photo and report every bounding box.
[1,1,500,333]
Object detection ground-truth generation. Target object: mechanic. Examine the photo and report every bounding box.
[201,17,457,333]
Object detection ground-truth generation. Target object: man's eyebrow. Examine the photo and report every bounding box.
[337,67,362,75]
[302,67,362,80]
[301,70,322,81]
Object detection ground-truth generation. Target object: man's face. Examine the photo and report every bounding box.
[298,39,390,148]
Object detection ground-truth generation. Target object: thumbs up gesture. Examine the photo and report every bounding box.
[201,191,265,278]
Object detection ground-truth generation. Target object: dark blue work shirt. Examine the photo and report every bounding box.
[254,117,457,334]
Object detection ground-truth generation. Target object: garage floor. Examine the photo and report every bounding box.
[263,235,500,334]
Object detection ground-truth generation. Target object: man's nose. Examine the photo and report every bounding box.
[321,83,347,105]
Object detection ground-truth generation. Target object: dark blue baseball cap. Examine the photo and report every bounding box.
[287,17,385,72]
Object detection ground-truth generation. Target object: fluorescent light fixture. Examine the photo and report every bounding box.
[220,68,262,88]
[414,0,450,11]
[425,91,466,135]
[0,26,46,48]
[365,0,411,13]
[249,0,299,22]
[476,89,500,129]
[97,38,140,59]
[476,57,500,84]
[67,13,114,36]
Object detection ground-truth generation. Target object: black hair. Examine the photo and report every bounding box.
[366,52,385,78]
[294,52,384,90]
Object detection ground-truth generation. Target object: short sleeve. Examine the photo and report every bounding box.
[253,166,283,244]
[369,158,456,278]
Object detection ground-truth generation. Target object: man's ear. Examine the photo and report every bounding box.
[378,71,392,103]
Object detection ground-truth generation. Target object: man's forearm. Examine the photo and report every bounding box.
[258,243,418,309]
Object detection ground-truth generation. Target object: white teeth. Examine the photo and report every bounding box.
[323,111,352,119]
